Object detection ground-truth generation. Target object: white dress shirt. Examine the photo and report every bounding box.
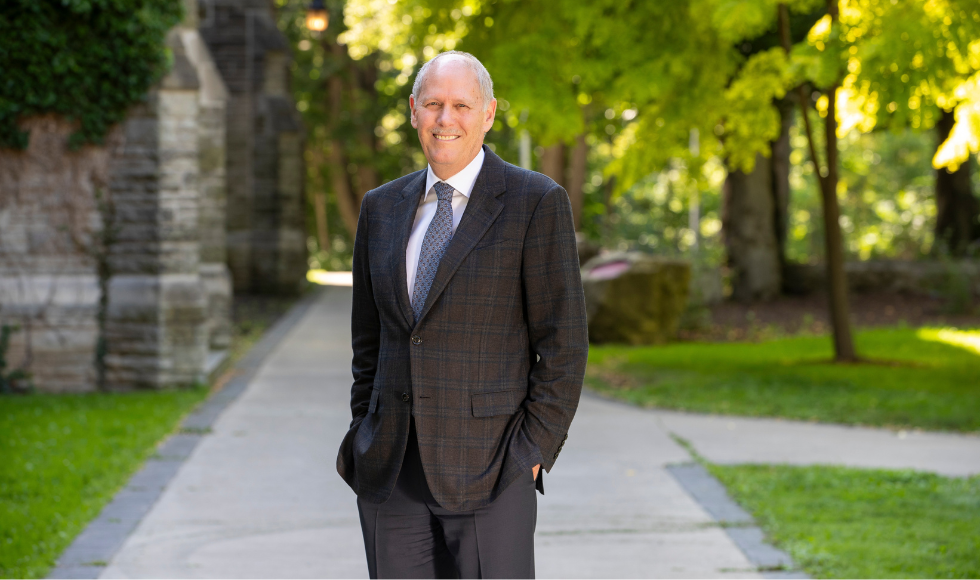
[406,148,486,299]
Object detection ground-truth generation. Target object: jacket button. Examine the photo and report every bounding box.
[411,335,422,345]
[402,392,411,402]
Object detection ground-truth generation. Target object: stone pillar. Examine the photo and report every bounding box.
[254,50,306,295]
[200,0,307,296]
[182,29,232,350]
[103,31,209,389]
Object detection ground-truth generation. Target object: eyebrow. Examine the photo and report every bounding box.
[421,95,477,105]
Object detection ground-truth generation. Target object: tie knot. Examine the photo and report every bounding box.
[433,182,454,202]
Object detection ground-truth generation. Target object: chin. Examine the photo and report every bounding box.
[427,147,461,164]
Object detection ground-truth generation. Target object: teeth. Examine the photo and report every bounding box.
[434,135,459,141]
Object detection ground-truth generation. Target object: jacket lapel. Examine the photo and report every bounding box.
[391,170,426,329]
[415,147,507,326]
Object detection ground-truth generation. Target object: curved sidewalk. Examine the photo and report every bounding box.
[56,286,979,579]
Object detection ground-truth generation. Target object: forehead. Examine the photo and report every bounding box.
[417,58,481,101]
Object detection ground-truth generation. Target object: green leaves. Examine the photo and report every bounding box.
[694,0,782,44]
[0,0,182,149]
[787,18,842,91]
[723,47,793,171]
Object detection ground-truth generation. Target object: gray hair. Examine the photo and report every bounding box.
[411,51,495,111]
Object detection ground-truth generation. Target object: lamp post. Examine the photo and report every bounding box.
[306,0,328,33]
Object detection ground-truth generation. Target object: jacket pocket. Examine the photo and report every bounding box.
[473,235,520,250]
[368,388,381,414]
[471,388,526,418]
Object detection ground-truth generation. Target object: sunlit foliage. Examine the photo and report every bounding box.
[805,0,980,169]
[292,0,979,266]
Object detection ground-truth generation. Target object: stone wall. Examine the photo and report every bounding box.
[0,22,232,391]
[0,0,305,391]
[783,260,980,298]
[0,116,118,392]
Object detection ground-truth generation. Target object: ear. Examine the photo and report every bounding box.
[482,98,497,133]
[409,95,419,128]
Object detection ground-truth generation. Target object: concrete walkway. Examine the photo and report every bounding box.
[89,286,980,579]
[652,408,980,477]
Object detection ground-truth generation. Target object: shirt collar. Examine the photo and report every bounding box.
[424,148,485,200]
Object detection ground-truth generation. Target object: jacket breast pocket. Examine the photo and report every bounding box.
[471,388,526,418]
[473,237,521,251]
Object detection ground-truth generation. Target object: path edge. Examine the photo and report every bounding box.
[47,288,326,580]
[667,462,809,580]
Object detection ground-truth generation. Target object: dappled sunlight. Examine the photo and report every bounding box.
[933,72,980,171]
[836,83,879,138]
[307,270,353,287]
[917,327,980,356]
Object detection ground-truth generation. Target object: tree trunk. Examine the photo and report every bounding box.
[540,142,566,187]
[314,193,329,252]
[821,79,857,361]
[771,97,794,267]
[307,146,331,253]
[349,54,380,205]
[934,109,980,255]
[328,141,358,236]
[781,0,855,361]
[566,133,588,230]
[722,154,782,302]
[321,39,360,237]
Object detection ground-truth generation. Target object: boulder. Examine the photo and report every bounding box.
[582,252,691,344]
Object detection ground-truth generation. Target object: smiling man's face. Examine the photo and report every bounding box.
[410,57,497,180]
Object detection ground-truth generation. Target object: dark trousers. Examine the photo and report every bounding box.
[357,420,537,579]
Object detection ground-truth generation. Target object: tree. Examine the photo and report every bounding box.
[276,0,435,256]
[582,1,814,300]
[788,2,857,360]
[448,0,609,228]
[935,109,980,253]
[720,5,824,301]
[826,0,980,255]
[545,0,859,358]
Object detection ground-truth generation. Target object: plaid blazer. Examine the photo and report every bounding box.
[336,146,588,512]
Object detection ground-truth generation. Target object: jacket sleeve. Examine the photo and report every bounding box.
[518,184,589,472]
[349,194,380,428]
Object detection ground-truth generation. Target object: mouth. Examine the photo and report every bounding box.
[433,134,461,141]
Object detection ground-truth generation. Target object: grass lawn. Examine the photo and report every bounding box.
[0,389,209,579]
[586,327,980,431]
[710,464,980,578]
[0,292,305,579]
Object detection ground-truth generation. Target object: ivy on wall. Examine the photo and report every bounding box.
[0,0,183,149]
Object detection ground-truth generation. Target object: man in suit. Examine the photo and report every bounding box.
[337,50,588,579]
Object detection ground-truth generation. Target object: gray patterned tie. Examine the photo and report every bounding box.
[412,181,455,323]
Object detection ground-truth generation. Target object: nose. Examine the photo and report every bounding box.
[436,105,453,126]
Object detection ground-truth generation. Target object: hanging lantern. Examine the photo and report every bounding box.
[306,0,328,32]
